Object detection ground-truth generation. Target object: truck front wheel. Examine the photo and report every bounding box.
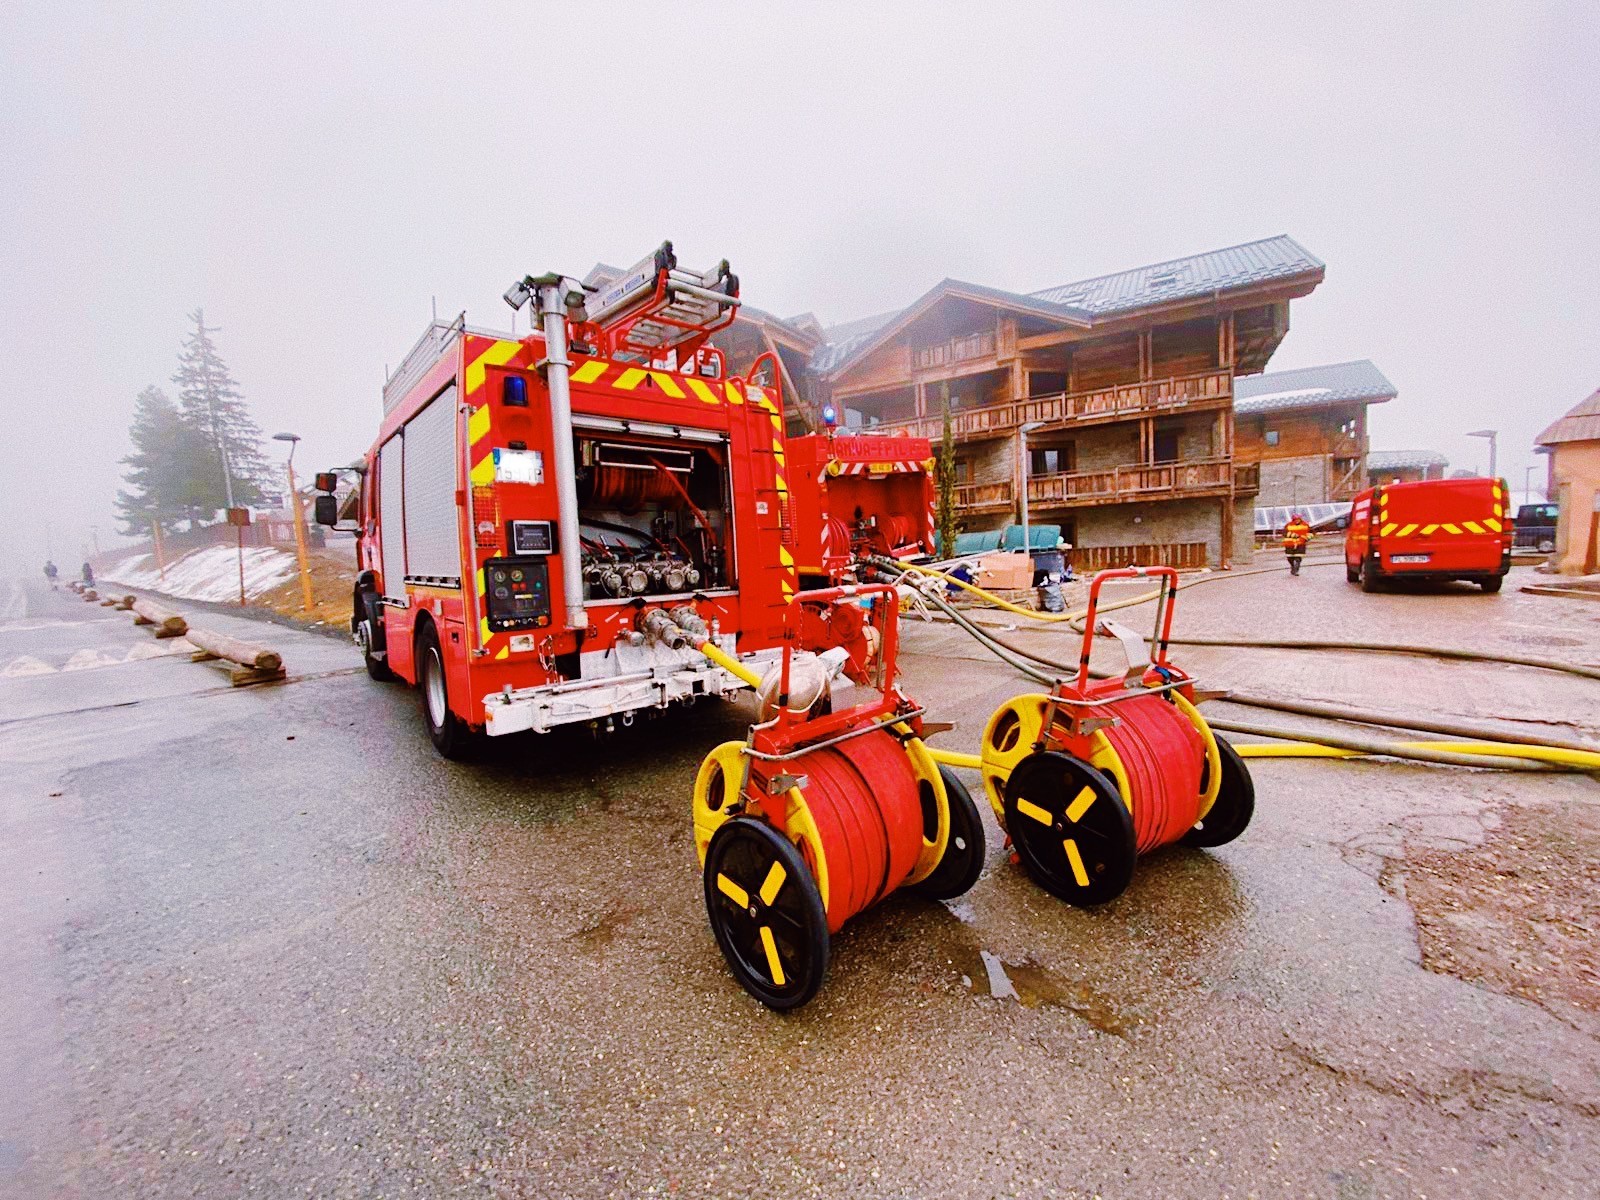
[417,623,475,759]
[356,593,392,681]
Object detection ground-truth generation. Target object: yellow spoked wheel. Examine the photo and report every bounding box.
[693,741,750,867]
[703,817,829,1010]
[979,693,1054,824]
[1171,693,1222,822]
[900,735,951,887]
[909,764,988,900]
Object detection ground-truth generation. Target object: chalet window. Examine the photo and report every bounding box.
[1265,430,1280,447]
[1153,428,1180,463]
[954,460,972,484]
[1030,448,1062,475]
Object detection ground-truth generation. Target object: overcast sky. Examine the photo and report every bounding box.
[3,1,1596,568]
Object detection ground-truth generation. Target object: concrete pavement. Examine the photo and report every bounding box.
[2,567,1598,1198]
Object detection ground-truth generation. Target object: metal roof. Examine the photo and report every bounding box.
[1028,235,1324,315]
[808,234,1324,377]
[1367,449,1448,471]
[1536,387,1600,446]
[1234,359,1397,415]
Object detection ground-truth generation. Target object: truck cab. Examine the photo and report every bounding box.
[1345,476,1512,593]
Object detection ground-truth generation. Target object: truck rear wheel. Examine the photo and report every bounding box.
[418,623,475,759]
[1360,560,1382,593]
[1480,575,1504,594]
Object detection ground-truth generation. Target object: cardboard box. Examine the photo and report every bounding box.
[977,552,1034,591]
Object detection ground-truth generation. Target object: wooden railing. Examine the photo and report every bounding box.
[1233,462,1261,494]
[1028,457,1233,507]
[914,330,997,370]
[902,369,1232,443]
[954,481,1015,510]
[1070,542,1209,572]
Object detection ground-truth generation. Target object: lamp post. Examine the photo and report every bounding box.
[1467,429,1498,480]
[1017,420,1046,557]
[273,433,316,613]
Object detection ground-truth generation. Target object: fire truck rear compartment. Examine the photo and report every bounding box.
[576,435,733,602]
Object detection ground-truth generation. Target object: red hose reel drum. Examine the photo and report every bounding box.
[692,584,987,1010]
[979,567,1255,906]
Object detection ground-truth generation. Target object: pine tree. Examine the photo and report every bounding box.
[115,386,213,535]
[173,308,267,513]
[936,380,960,556]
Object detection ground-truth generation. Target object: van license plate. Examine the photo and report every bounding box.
[1391,554,1430,563]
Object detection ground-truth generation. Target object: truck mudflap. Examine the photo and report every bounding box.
[481,645,782,736]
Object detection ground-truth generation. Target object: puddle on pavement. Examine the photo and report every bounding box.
[567,904,641,952]
[954,943,1134,1036]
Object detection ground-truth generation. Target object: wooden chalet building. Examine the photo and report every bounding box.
[713,235,1326,569]
[1233,360,1397,506]
[1367,449,1447,487]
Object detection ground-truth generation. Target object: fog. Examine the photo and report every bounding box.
[3,0,1596,570]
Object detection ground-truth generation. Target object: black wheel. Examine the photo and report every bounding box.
[1360,559,1382,593]
[356,593,392,681]
[909,766,987,901]
[703,817,829,1011]
[417,622,475,760]
[1480,575,1504,593]
[1346,562,1360,583]
[1004,751,1134,906]
[1183,736,1255,848]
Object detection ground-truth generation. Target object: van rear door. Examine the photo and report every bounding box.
[1376,478,1505,574]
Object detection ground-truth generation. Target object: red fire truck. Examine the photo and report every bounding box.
[785,431,936,586]
[316,244,798,756]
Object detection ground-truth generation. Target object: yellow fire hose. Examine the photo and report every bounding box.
[699,641,764,689]
[1230,740,1600,770]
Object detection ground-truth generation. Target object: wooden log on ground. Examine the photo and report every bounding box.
[131,596,187,638]
[82,589,99,601]
[184,626,283,673]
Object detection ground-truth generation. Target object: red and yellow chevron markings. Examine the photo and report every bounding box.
[1378,482,1506,539]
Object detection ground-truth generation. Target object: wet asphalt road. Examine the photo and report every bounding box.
[2,566,1599,1199]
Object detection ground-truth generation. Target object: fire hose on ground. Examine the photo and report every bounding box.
[868,557,1600,775]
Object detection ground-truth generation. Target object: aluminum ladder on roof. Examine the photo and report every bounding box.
[581,241,740,363]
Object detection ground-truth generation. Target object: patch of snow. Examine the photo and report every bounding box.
[103,545,300,604]
[1237,386,1331,404]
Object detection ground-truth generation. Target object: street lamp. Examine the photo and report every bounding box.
[273,432,316,614]
[1466,429,1498,480]
[1017,420,1046,557]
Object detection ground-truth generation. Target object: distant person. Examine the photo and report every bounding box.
[43,560,58,589]
[1282,514,1313,577]
[81,561,95,586]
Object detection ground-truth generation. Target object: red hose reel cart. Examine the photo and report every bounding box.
[978,567,1254,904]
[692,584,986,1009]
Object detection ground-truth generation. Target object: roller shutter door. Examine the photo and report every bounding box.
[401,384,462,582]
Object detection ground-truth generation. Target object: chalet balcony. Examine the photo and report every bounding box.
[954,481,1015,511]
[904,368,1232,443]
[914,331,997,371]
[1027,457,1238,509]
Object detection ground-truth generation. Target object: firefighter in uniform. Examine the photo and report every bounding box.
[1282,514,1313,576]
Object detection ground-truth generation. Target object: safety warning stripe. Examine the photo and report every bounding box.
[830,460,926,475]
[1378,517,1503,538]
[747,384,796,602]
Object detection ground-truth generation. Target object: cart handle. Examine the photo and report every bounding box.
[1075,566,1180,690]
